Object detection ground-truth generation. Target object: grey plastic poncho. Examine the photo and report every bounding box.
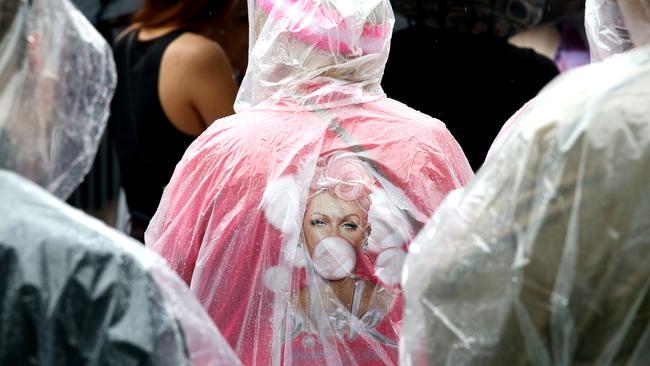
[401,1,650,364]
[0,1,241,364]
[0,0,115,199]
[0,170,241,365]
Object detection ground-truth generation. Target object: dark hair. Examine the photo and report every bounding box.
[132,0,236,31]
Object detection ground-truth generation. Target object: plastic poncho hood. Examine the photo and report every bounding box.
[585,0,635,61]
[235,0,393,111]
[0,170,241,365]
[401,23,650,366]
[0,0,115,199]
[146,1,474,365]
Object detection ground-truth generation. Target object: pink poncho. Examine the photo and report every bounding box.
[147,0,473,364]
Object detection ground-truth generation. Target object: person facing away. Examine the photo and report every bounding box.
[401,0,650,364]
[0,0,240,364]
[109,0,240,242]
[383,0,560,170]
[144,0,473,364]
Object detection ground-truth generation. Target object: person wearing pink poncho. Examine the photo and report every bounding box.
[146,0,473,364]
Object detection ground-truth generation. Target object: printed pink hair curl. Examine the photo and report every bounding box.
[309,154,375,210]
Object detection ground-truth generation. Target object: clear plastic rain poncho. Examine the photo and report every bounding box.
[391,0,546,38]
[401,1,650,365]
[146,0,473,364]
[0,170,241,365]
[585,0,635,61]
[0,1,240,364]
[0,0,115,199]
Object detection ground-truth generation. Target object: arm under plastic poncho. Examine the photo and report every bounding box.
[0,0,115,199]
[401,42,650,365]
[0,170,241,365]
[146,0,473,365]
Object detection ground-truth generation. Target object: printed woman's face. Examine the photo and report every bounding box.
[302,191,369,254]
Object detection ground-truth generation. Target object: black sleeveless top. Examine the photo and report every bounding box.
[109,29,195,227]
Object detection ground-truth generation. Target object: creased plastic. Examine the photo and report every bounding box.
[401,40,650,365]
[0,0,116,199]
[146,0,473,364]
[585,0,634,61]
[235,0,392,111]
[0,169,241,366]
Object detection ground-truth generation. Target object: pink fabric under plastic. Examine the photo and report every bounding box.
[148,102,472,365]
[147,1,473,365]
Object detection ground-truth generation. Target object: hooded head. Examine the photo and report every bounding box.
[585,0,634,61]
[585,0,650,61]
[617,0,650,46]
[0,0,115,199]
[235,0,394,111]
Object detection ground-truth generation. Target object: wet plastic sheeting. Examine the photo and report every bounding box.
[146,0,474,365]
[401,42,650,366]
[585,0,634,61]
[0,170,241,366]
[0,0,116,199]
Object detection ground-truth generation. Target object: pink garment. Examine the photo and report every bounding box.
[147,1,473,365]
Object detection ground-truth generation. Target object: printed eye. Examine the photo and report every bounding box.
[310,219,327,227]
[342,222,359,231]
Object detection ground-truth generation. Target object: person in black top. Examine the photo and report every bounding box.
[109,0,241,241]
[383,0,560,170]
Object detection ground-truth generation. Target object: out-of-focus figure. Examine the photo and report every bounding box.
[585,0,635,61]
[0,0,114,199]
[401,0,650,364]
[0,171,241,366]
[0,1,240,364]
[383,0,560,170]
[109,0,241,241]
[509,1,591,73]
[146,0,473,364]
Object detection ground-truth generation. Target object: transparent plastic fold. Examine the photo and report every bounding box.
[401,42,650,366]
[585,0,634,61]
[147,1,473,364]
[0,170,241,365]
[0,0,116,199]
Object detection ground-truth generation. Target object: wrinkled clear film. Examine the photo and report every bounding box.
[147,2,473,364]
[0,169,241,365]
[0,0,115,199]
[236,0,393,111]
[585,0,634,61]
[401,40,650,366]
[148,109,472,365]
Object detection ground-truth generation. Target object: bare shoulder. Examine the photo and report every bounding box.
[158,31,237,130]
[164,32,230,71]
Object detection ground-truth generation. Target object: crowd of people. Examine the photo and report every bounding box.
[0,0,648,365]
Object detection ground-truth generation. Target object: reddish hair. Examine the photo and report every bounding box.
[132,0,237,31]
